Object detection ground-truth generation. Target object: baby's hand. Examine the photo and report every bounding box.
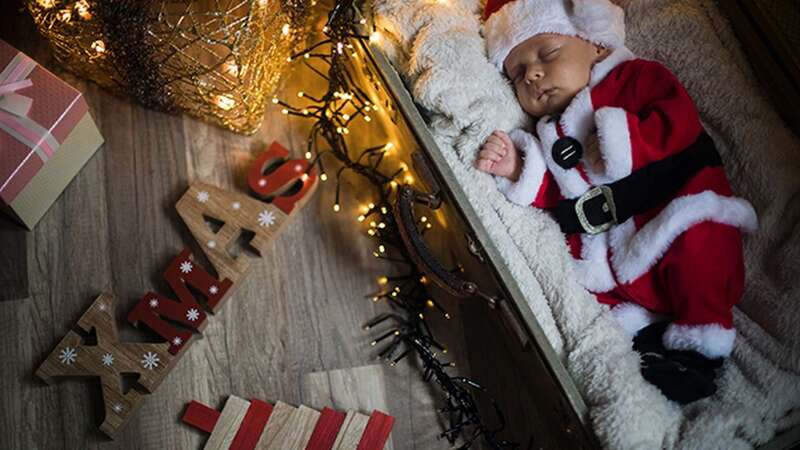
[476,130,522,180]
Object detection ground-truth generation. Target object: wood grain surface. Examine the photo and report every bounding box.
[0,1,477,449]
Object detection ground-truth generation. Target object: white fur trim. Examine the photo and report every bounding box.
[573,233,616,293]
[560,87,594,142]
[663,323,736,359]
[611,302,667,337]
[495,129,547,205]
[484,0,626,69]
[537,118,590,198]
[588,47,636,87]
[610,191,759,284]
[592,106,633,182]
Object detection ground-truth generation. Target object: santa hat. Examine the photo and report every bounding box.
[483,0,626,69]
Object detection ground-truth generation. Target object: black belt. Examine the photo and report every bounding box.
[552,132,722,234]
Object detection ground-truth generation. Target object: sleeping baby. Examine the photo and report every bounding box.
[475,0,758,404]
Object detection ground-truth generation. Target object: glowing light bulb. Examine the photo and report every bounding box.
[390,181,398,188]
[305,151,312,160]
[378,276,388,285]
[364,115,371,122]
[302,109,309,115]
[91,40,106,54]
[282,24,290,35]
[74,0,91,19]
[320,173,328,181]
[333,204,340,212]
[378,222,386,229]
[286,56,292,62]
[38,0,55,9]
[297,91,304,97]
[378,245,386,253]
[405,175,414,184]
[357,215,365,222]
[272,97,279,104]
[380,206,388,214]
[420,216,427,222]
[369,31,382,44]
[368,203,375,209]
[216,94,236,110]
[342,113,350,120]
[359,18,367,24]
[367,229,375,236]
[57,9,72,22]
[223,61,239,77]
[301,173,309,182]
[281,108,289,115]
[384,142,393,152]
[426,223,432,229]
[369,221,377,228]
[304,53,310,59]
[426,299,434,308]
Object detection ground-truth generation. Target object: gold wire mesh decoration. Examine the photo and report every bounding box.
[26,0,313,134]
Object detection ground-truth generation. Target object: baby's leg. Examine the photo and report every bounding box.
[657,221,745,359]
[633,221,744,404]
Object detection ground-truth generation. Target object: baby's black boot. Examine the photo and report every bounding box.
[633,321,724,405]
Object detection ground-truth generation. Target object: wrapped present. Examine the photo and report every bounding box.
[0,39,104,230]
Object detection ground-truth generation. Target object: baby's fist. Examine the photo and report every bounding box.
[476,130,521,180]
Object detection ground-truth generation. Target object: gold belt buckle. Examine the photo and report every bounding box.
[575,186,617,234]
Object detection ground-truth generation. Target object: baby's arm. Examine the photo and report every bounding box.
[476,129,560,208]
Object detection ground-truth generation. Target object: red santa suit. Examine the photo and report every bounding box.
[496,47,758,359]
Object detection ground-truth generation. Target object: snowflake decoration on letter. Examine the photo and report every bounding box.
[186,308,200,322]
[58,347,77,365]
[112,403,124,413]
[172,336,183,346]
[232,201,241,210]
[101,353,114,367]
[258,210,275,227]
[207,240,216,249]
[149,297,159,308]
[98,302,107,312]
[209,285,219,295]
[180,260,193,274]
[141,352,160,370]
[196,191,210,203]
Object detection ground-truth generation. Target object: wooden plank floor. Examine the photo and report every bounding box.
[0,3,475,448]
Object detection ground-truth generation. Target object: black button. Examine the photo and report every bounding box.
[552,137,583,169]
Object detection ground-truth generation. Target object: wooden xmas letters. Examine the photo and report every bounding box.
[34,142,317,438]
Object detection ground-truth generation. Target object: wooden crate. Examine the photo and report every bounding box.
[345,8,800,450]
[341,21,597,450]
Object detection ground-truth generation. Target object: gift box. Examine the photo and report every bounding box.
[0,39,104,230]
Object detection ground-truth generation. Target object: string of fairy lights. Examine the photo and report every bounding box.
[273,0,518,448]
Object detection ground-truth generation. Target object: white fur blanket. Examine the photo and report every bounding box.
[371,0,800,448]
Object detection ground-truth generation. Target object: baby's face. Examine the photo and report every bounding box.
[504,33,608,117]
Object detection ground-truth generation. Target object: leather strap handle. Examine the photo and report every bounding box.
[394,185,496,306]
[394,185,531,349]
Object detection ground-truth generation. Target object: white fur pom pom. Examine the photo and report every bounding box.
[569,0,626,48]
